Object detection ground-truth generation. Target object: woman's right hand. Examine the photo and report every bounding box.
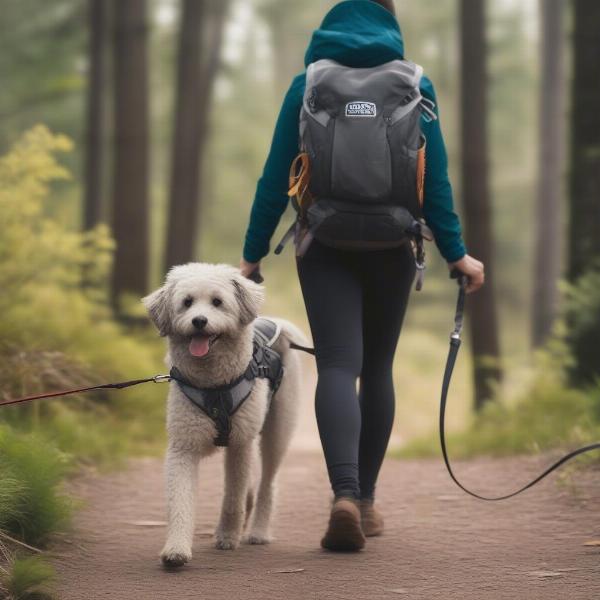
[239,258,261,280]
[448,254,485,294]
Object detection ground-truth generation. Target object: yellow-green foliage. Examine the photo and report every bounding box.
[0,127,167,464]
[0,127,94,298]
[0,127,172,584]
[0,126,172,590]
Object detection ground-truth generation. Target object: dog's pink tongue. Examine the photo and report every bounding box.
[189,336,210,357]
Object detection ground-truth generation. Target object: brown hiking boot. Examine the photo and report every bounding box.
[359,499,384,537]
[320,497,366,552]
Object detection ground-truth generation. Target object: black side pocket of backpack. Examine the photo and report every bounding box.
[387,109,423,218]
[304,115,335,198]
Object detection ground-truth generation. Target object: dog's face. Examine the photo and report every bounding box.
[142,263,264,359]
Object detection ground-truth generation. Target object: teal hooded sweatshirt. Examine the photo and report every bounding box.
[242,0,467,264]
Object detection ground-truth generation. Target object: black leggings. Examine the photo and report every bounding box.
[296,238,416,500]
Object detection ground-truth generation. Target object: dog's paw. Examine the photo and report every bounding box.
[246,532,272,545]
[160,547,191,569]
[214,533,240,550]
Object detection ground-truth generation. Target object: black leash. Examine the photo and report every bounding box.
[289,341,316,355]
[441,272,600,500]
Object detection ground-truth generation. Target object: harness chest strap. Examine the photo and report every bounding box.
[169,318,284,447]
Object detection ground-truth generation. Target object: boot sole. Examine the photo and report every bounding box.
[321,508,366,552]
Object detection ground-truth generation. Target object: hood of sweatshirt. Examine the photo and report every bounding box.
[304,0,404,68]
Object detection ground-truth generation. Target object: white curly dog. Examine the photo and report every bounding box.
[142,263,306,568]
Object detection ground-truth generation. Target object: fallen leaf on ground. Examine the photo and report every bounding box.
[583,540,600,547]
[269,568,305,574]
[528,571,562,578]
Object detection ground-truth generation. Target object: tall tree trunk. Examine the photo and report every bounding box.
[164,0,229,272]
[568,0,600,281]
[565,0,600,385]
[84,0,107,230]
[111,0,150,310]
[531,0,565,347]
[459,0,502,410]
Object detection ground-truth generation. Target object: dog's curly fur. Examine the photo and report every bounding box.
[142,263,306,567]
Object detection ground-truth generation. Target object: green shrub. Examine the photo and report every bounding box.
[0,555,55,600]
[0,479,26,536]
[0,427,71,547]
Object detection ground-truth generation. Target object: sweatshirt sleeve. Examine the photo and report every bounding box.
[420,76,467,263]
[242,74,306,263]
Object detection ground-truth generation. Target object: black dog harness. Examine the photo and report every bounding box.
[169,317,284,447]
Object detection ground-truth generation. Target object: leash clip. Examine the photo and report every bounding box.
[153,374,171,384]
[449,330,462,348]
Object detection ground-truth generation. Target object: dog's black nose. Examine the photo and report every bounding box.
[192,316,208,330]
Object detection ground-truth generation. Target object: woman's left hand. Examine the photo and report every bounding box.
[448,254,485,294]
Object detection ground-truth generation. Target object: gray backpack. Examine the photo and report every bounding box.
[275,57,436,274]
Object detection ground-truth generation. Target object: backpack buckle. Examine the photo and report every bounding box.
[307,88,318,113]
[419,97,438,122]
[274,220,297,255]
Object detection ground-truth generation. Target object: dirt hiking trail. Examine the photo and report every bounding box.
[51,449,600,600]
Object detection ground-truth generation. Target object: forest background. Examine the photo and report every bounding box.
[1,1,599,596]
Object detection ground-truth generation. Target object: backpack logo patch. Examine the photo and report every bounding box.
[345,101,377,118]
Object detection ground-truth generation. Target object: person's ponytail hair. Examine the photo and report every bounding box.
[369,0,396,16]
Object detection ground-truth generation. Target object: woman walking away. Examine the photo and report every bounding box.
[240,0,484,552]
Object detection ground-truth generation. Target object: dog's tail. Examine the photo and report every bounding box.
[268,318,315,356]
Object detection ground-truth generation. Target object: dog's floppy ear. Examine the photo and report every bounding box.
[231,275,264,326]
[141,284,173,337]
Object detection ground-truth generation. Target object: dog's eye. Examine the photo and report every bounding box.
[183,296,193,308]
[212,297,223,307]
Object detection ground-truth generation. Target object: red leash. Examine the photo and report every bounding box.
[0,375,171,408]
[0,338,316,409]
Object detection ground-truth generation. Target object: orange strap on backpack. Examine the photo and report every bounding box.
[416,141,426,210]
[288,152,313,211]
